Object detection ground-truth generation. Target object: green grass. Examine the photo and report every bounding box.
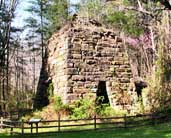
[1,123,171,138]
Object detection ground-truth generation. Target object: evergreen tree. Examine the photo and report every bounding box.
[24,0,70,109]
[45,0,69,35]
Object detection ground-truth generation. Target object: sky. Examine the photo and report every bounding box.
[12,0,80,28]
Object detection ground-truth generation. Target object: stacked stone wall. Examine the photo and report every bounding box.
[48,31,69,101]
[47,22,135,109]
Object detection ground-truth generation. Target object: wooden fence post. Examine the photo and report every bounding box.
[58,113,60,132]
[94,115,96,130]
[17,111,19,120]
[10,112,12,120]
[31,123,33,133]
[36,123,38,133]
[152,114,156,126]
[10,127,13,135]
[0,117,3,129]
[124,114,127,129]
[21,119,24,135]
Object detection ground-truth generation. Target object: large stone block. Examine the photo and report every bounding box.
[67,63,74,68]
[72,54,82,59]
[72,75,85,81]
[67,68,79,75]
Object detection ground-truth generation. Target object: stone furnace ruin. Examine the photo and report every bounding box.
[45,17,139,111]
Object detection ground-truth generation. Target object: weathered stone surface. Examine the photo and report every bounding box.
[72,75,85,81]
[67,63,74,68]
[67,68,79,75]
[47,16,136,111]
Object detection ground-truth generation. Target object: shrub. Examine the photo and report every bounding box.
[71,95,126,119]
[52,96,64,111]
[96,103,126,117]
[71,96,96,119]
[47,83,54,98]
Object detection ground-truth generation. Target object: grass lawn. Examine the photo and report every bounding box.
[1,123,171,138]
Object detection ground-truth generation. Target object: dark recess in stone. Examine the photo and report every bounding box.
[96,81,110,105]
[135,81,147,98]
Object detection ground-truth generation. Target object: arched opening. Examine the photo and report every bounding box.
[96,81,109,105]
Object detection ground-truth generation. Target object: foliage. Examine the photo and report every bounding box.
[0,0,21,111]
[25,0,70,39]
[135,99,145,114]
[45,0,69,34]
[22,96,72,121]
[106,11,144,36]
[143,11,171,113]
[96,103,126,117]
[71,95,126,119]
[78,0,144,36]
[47,83,54,98]
[25,0,48,57]
[141,87,151,112]
[70,94,96,119]
[23,94,126,120]
[78,0,105,21]
[52,96,64,111]
[49,96,70,113]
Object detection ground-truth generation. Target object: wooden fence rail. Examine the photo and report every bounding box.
[0,113,171,135]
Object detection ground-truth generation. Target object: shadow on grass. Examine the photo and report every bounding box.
[56,124,171,138]
[1,123,171,138]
